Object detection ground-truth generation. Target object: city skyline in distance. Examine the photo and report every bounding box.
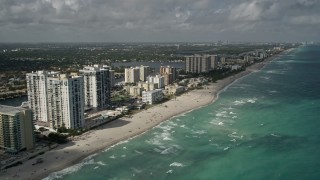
[0,0,319,43]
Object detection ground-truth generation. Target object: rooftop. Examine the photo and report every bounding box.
[0,105,27,116]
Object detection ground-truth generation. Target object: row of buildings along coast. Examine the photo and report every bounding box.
[26,65,112,130]
[0,46,280,154]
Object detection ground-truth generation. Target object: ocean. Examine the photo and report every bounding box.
[46,45,320,180]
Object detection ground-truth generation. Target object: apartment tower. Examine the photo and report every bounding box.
[0,105,34,152]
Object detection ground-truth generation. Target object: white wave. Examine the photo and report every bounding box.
[268,90,278,93]
[232,116,237,119]
[266,70,287,75]
[224,147,230,151]
[161,147,177,155]
[168,121,178,126]
[134,150,143,154]
[161,131,173,141]
[192,130,207,135]
[93,166,99,170]
[158,125,174,131]
[44,159,96,180]
[146,137,163,146]
[230,139,236,142]
[247,99,256,103]
[154,148,162,153]
[102,139,130,152]
[96,161,106,166]
[169,162,184,167]
[260,76,270,80]
[228,134,243,139]
[131,167,142,173]
[158,144,182,155]
[229,112,236,115]
[233,100,245,105]
[216,111,228,117]
[121,155,126,158]
[166,169,173,174]
[271,133,281,137]
[109,155,116,159]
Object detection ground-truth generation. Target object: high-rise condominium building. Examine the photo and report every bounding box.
[185,54,217,73]
[79,65,111,109]
[125,67,140,83]
[26,71,59,122]
[47,74,85,129]
[160,66,177,83]
[109,69,115,88]
[0,105,34,152]
[26,71,85,129]
[139,65,150,82]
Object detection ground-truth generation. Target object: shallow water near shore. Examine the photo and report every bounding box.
[46,45,320,180]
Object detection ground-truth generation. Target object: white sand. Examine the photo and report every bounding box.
[0,51,288,180]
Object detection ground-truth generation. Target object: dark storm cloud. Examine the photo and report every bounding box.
[0,0,319,42]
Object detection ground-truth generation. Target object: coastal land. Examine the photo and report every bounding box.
[0,50,293,180]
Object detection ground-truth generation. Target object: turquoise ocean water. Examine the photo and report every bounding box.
[46,45,320,180]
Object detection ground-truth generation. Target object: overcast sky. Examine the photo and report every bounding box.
[0,0,319,43]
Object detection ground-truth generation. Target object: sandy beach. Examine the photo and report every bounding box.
[0,51,290,180]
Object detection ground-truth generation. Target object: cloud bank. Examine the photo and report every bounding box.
[0,0,319,42]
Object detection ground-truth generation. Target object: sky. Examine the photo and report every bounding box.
[0,0,319,43]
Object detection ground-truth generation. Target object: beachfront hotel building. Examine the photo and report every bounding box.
[47,74,85,129]
[79,65,111,109]
[0,105,34,152]
[142,89,164,104]
[185,54,217,73]
[26,71,85,129]
[147,75,165,89]
[125,67,140,83]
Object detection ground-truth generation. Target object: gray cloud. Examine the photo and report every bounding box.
[0,0,319,42]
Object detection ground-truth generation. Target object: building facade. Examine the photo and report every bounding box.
[47,74,85,129]
[109,69,115,88]
[123,86,143,97]
[142,89,163,104]
[147,75,165,88]
[26,71,59,123]
[125,67,140,83]
[137,82,157,91]
[0,105,34,152]
[139,65,150,82]
[79,65,111,109]
[185,54,217,73]
[160,66,177,85]
[26,71,85,129]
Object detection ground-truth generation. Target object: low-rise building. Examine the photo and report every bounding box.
[137,82,158,91]
[142,89,163,104]
[123,86,143,97]
[165,85,185,95]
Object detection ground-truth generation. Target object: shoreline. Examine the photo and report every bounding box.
[0,49,293,180]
